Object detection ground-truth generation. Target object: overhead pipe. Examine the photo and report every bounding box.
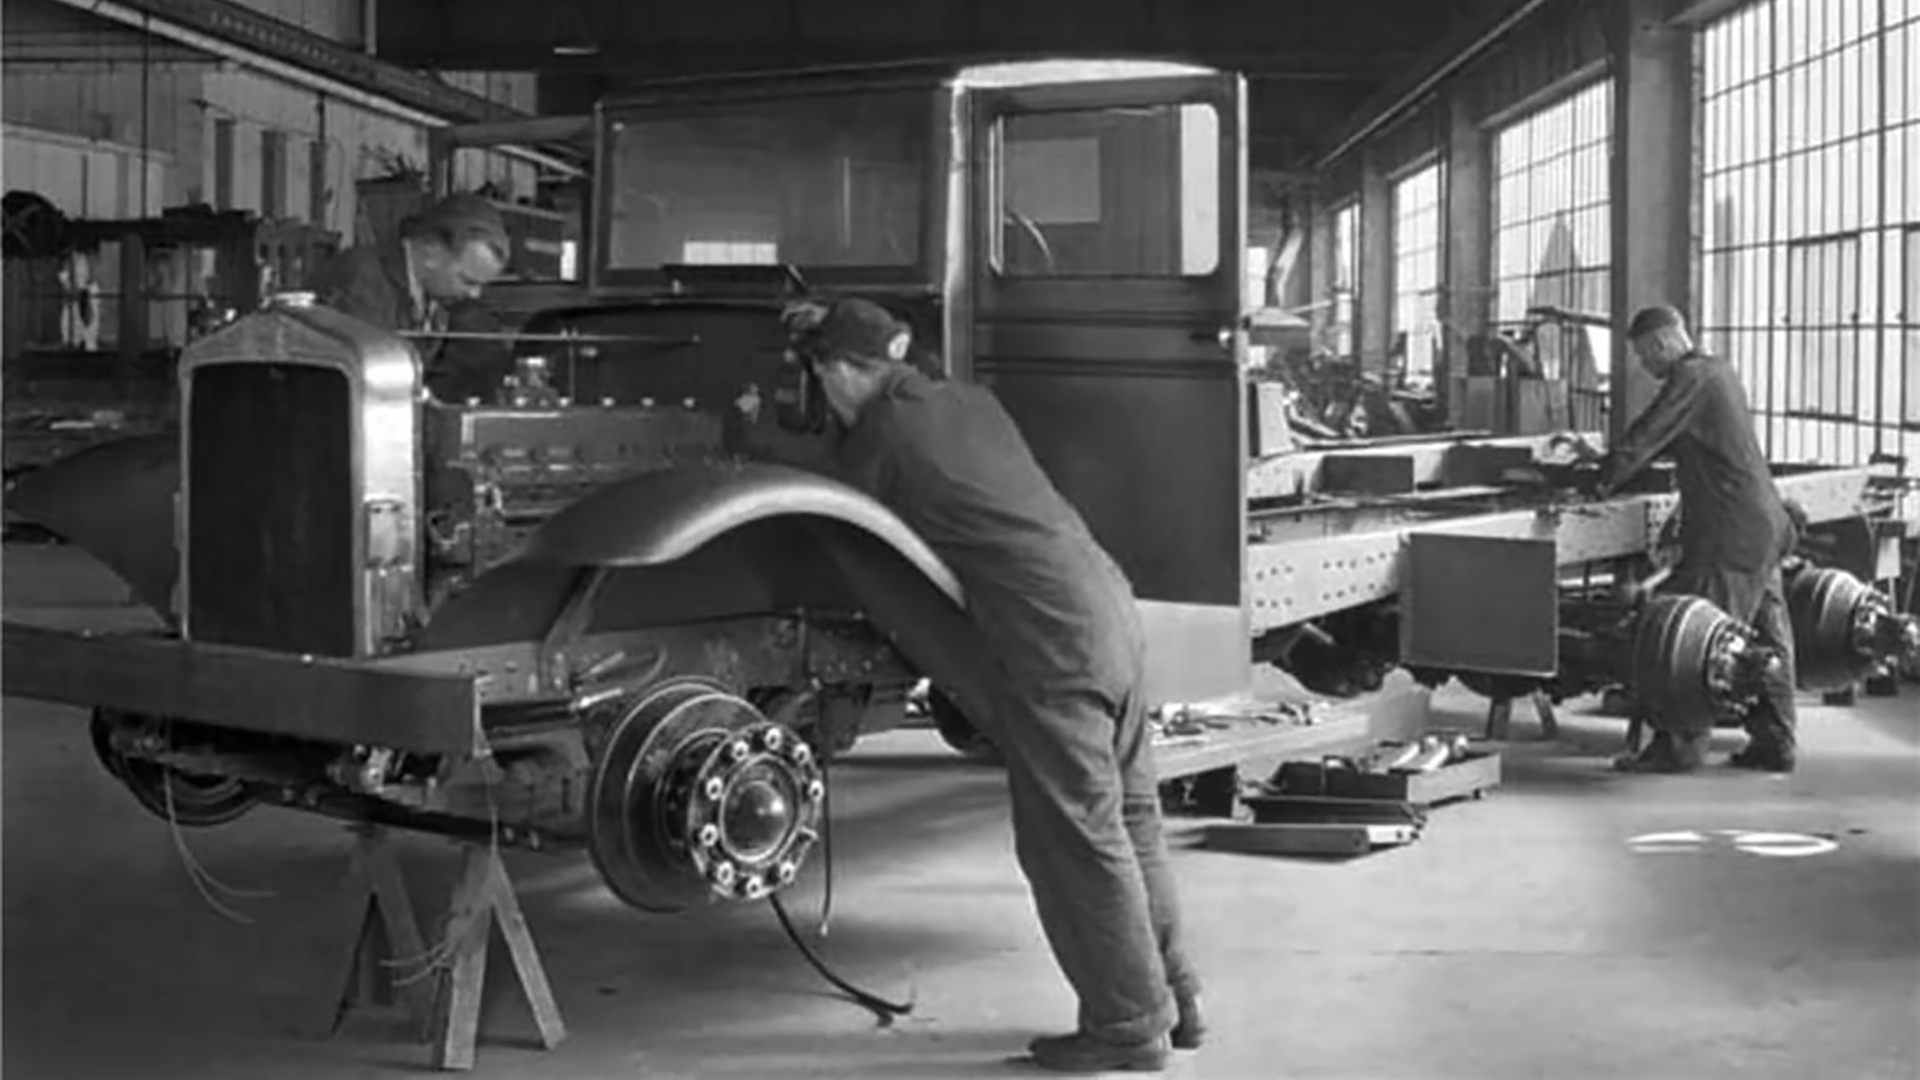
[1315,0,1559,170]
[50,0,580,178]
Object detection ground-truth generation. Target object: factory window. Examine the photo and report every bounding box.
[1331,200,1360,357]
[1699,0,1919,466]
[995,103,1221,278]
[1390,163,1444,385]
[1492,78,1613,432]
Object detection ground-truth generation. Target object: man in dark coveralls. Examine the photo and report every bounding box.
[305,192,512,401]
[786,297,1201,1073]
[1590,305,1799,774]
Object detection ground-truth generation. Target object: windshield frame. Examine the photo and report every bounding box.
[589,72,950,295]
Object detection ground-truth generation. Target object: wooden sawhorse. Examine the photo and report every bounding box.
[326,825,567,1070]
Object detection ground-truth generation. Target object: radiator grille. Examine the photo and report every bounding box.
[187,363,357,655]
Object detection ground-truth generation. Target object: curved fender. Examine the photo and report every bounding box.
[4,433,178,617]
[524,462,963,606]
[519,463,1002,729]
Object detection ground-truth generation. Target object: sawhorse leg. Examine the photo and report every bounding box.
[325,828,567,1072]
[325,825,434,1041]
[429,840,567,1070]
[1484,689,1559,741]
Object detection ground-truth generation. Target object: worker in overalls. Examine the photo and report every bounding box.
[1597,305,1799,773]
[786,297,1202,1072]
[305,192,511,401]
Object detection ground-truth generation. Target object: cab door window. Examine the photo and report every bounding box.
[993,104,1221,278]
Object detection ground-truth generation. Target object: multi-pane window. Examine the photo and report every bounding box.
[1330,201,1360,356]
[1492,78,1613,431]
[1391,164,1444,384]
[1700,0,1919,466]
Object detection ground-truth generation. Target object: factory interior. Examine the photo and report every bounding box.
[2,0,1918,1077]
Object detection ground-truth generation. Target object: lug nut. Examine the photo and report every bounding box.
[743,875,767,899]
[704,777,725,802]
[805,779,825,802]
[698,823,720,848]
[790,743,813,766]
[711,862,736,887]
[762,728,784,752]
[776,861,797,885]
[729,739,750,762]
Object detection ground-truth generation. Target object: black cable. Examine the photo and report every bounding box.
[767,748,912,1024]
[769,891,912,1024]
[817,742,834,936]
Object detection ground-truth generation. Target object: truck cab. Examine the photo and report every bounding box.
[522,58,1253,703]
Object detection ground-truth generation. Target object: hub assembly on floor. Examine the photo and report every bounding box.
[586,679,824,913]
[1629,594,1780,728]
[1785,565,1920,692]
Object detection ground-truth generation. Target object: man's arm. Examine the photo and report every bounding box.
[1599,363,1709,496]
[827,406,902,504]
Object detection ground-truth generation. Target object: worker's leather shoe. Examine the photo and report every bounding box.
[1728,741,1796,773]
[1171,992,1206,1050]
[1612,731,1708,774]
[1028,1032,1171,1073]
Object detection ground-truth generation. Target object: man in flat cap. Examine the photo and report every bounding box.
[306,191,512,400]
[1589,304,1799,773]
[786,296,1201,1072]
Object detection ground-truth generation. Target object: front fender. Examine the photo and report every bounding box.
[511,463,999,726]
[4,433,178,617]
[524,462,963,606]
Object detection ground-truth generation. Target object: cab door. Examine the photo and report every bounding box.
[967,72,1248,703]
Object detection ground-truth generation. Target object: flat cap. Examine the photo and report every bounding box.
[794,297,911,364]
[1627,304,1686,339]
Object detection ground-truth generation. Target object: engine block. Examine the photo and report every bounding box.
[423,400,725,599]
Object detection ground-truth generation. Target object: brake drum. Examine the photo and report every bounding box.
[585,679,825,914]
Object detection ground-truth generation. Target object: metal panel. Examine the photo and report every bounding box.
[1321,453,1417,494]
[1400,533,1559,676]
[0,621,483,756]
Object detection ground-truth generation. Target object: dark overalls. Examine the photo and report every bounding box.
[1603,351,1798,747]
[833,364,1197,1045]
[305,243,510,403]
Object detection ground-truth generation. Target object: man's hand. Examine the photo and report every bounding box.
[1548,431,1604,463]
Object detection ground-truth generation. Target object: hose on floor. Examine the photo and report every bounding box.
[767,748,913,1024]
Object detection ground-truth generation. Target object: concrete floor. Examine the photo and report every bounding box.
[4,542,1918,1080]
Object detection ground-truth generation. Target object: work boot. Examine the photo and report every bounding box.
[1028,1032,1171,1073]
[1171,992,1206,1050]
[1612,730,1708,774]
[1728,740,1796,773]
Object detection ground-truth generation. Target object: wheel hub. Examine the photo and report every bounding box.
[586,681,825,913]
[1630,595,1777,727]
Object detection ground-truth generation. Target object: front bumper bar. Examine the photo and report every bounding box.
[2,621,486,757]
